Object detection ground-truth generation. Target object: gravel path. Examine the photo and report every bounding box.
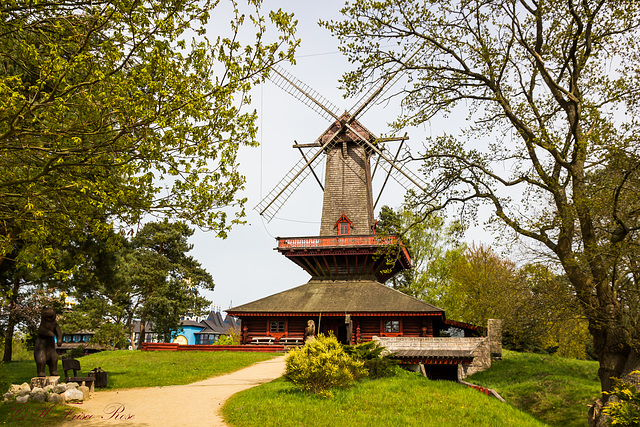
[60,355,286,427]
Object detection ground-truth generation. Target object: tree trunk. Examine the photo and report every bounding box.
[138,315,146,349]
[2,318,15,362]
[2,276,21,362]
[127,316,136,351]
[587,304,639,426]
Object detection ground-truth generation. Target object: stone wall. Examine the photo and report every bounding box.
[459,337,491,379]
[373,335,492,380]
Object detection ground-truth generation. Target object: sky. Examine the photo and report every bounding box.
[190,1,493,310]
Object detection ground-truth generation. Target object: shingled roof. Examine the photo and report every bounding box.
[226,279,444,314]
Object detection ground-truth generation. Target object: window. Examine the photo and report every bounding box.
[334,212,353,236]
[144,333,158,343]
[63,335,72,343]
[196,334,220,345]
[339,222,350,235]
[270,321,285,333]
[384,320,400,333]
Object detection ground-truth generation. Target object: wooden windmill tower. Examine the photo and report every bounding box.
[227,66,487,378]
[254,65,428,281]
[227,63,455,347]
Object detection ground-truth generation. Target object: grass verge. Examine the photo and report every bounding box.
[467,350,600,427]
[0,401,79,425]
[222,371,548,427]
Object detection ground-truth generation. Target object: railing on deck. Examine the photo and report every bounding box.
[277,235,399,249]
[277,235,411,263]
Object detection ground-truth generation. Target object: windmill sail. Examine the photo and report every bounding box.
[256,144,325,222]
[270,66,342,122]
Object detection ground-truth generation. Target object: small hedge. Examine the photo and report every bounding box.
[285,333,366,397]
[343,340,397,379]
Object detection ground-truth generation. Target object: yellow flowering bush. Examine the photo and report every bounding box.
[285,333,367,397]
[603,371,640,426]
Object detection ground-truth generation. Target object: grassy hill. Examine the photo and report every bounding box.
[467,350,600,427]
[223,372,548,427]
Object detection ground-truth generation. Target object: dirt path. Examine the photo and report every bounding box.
[60,355,286,427]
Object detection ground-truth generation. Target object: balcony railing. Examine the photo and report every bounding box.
[276,235,411,265]
[277,235,401,249]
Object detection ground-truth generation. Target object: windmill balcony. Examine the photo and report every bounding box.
[278,235,407,254]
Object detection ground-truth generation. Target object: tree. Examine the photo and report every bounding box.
[0,0,297,361]
[324,1,640,420]
[449,245,590,357]
[123,220,214,347]
[90,322,128,351]
[0,0,298,271]
[57,220,213,348]
[376,205,465,302]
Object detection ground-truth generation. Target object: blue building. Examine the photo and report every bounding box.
[133,311,240,346]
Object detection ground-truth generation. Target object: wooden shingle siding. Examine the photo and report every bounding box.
[319,126,375,236]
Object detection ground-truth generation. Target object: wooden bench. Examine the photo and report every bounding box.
[250,336,275,345]
[278,337,303,346]
[62,358,95,392]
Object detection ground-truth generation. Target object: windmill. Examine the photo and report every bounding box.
[256,61,427,237]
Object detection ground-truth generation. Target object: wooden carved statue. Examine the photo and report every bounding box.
[242,325,249,345]
[34,307,63,377]
[304,319,316,343]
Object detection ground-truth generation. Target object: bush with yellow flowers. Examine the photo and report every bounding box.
[285,333,367,397]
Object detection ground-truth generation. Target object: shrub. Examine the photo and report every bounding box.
[343,340,398,379]
[603,371,640,426]
[213,334,238,345]
[66,345,86,359]
[285,333,366,397]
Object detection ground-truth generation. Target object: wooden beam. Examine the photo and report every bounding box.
[377,135,409,143]
[292,142,323,148]
[297,143,324,191]
[374,135,406,209]
[323,256,333,279]
[300,255,321,277]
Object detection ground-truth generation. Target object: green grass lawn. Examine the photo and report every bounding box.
[467,350,601,427]
[75,350,279,389]
[2,349,601,427]
[222,371,547,427]
[1,350,278,390]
